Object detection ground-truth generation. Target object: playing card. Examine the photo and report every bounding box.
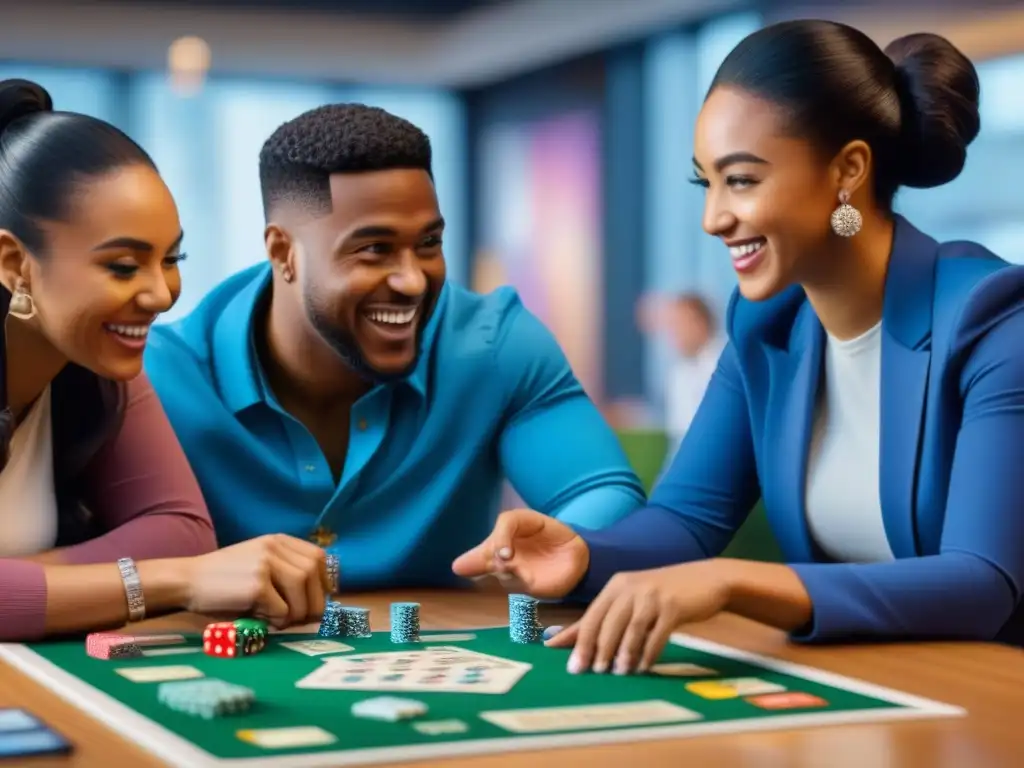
[141,648,202,658]
[280,639,354,657]
[235,726,336,748]
[480,700,702,733]
[298,648,531,694]
[0,728,71,758]
[685,677,786,700]
[115,665,204,683]
[0,710,39,733]
[418,633,476,642]
[649,663,718,677]
[413,719,468,735]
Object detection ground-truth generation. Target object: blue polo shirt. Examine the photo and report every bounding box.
[144,264,644,589]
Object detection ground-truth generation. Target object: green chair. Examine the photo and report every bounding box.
[614,428,670,494]
[615,429,784,563]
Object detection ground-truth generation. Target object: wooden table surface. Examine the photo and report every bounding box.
[2,589,1022,767]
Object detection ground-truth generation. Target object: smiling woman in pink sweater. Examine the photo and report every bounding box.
[0,79,330,641]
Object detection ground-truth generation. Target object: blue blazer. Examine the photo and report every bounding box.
[578,216,1024,644]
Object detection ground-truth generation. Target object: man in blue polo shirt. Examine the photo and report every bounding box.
[144,103,644,589]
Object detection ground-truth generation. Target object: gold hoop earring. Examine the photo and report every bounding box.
[7,285,36,320]
[830,190,863,237]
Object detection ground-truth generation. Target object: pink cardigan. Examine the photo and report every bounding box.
[0,373,217,640]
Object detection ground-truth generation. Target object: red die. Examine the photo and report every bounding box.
[202,621,266,658]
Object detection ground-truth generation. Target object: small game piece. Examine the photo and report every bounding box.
[325,553,340,596]
[319,602,344,637]
[389,602,420,643]
[85,633,142,660]
[340,606,372,638]
[203,621,267,658]
[351,696,427,722]
[412,719,468,735]
[508,594,543,643]
[541,625,562,641]
[157,678,254,719]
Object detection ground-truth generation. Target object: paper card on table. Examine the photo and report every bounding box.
[299,648,530,694]
[413,719,468,735]
[236,726,337,748]
[280,639,354,657]
[480,700,702,733]
[686,677,785,700]
[745,692,828,710]
[141,648,202,658]
[115,665,204,683]
[649,663,718,677]
[418,634,477,642]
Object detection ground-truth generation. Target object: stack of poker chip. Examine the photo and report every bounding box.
[389,602,421,643]
[509,594,543,644]
[203,619,268,658]
[319,601,344,637]
[85,632,143,660]
[157,679,255,719]
[325,553,340,596]
[340,606,372,638]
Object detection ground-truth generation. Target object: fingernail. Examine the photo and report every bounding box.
[567,652,582,674]
[542,625,562,641]
[497,547,512,560]
[592,659,608,674]
[614,658,630,676]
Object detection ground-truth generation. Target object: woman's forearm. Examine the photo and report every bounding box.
[718,558,814,631]
[0,558,194,640]
[43,559,194,636]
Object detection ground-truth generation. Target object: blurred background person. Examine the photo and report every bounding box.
[637,291,724,459]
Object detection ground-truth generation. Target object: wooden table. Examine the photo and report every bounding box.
[2,589,1022,767]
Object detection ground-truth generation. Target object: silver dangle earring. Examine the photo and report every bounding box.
[7,283,36,320]
[830,190,862,237]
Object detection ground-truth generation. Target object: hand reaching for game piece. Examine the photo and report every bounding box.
[545,561,731,675]
[451,509,590,599]
[181,534,330,629]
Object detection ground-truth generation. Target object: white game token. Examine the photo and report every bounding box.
[352,696,427,722]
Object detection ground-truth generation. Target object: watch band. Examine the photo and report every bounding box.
[117,557,146,623]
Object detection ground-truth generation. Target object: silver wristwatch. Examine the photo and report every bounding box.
[117,557,146,623]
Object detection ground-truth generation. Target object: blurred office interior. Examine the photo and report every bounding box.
[3,0,1024,484]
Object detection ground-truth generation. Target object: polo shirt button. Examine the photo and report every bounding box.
[305,464,316,472]
[357,419,368,431]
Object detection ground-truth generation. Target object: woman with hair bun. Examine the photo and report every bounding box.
[0,79,330,640]
[454,21,1024,669]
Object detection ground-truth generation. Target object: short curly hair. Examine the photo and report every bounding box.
[258,103,433,220]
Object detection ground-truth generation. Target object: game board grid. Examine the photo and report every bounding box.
[0,629,965,768]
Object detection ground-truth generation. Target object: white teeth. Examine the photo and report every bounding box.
[106,324,149,338]
[729,240,765,260]
[367,308,416,325]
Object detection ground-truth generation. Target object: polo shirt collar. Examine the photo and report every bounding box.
[211,264,449,414]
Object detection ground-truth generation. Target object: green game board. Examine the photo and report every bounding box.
[0,627,962,767]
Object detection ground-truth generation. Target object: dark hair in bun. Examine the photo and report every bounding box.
[707,20,981,210]
[0,78,157,541]
[0,78,53,136]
